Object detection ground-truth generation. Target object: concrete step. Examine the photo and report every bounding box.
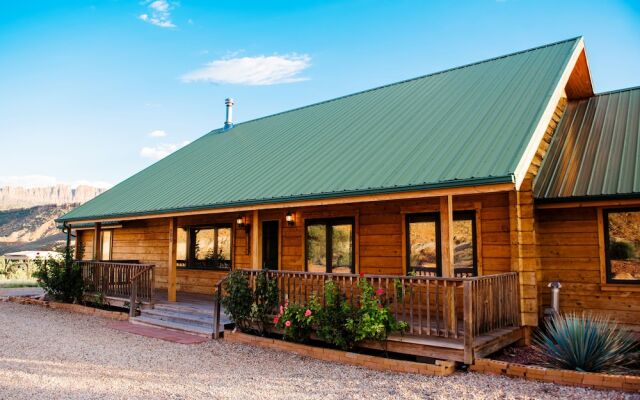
[142,308,214,328]
[131,315,218,337]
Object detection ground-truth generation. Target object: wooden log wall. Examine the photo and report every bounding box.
[536,206,640,328]
[75,192,513,296]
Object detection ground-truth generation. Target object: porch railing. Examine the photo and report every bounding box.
[76,261,155,315]
[214,269,519,362]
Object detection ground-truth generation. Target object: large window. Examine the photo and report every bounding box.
[406,213,441,276]
[452,211,478,277]
[406,211,478,277]
[305,218,354,274]
[604,208,640,284]
[177,225,232,270]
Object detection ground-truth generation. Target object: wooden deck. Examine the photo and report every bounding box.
[361,327,522,362]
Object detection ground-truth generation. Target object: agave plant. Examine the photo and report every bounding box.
[534,312,639,373]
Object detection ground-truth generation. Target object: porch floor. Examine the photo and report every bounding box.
[153,290,217,313]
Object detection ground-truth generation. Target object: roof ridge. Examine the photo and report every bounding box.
[593,85,640,97]
[207,36,582,133]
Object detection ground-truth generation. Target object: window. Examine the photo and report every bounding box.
[305,218,354,273]
[406,213,441,276]
[604,208,640,284]
[406,211,478,277]
[453,211,478,277]
[177,225,232,270]
[100,230,112,261]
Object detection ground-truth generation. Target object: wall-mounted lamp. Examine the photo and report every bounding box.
[236,215,250,232]
[285,211,296,226]
[237,215,251,255]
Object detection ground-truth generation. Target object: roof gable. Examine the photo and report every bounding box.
[60,38,582,222]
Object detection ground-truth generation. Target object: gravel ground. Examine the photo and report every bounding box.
[0,302,637,400]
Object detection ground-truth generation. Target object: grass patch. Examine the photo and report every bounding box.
[0,280,39,288]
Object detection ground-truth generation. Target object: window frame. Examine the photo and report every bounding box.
[603,207,640,285]
[404,210,478,277]
[304,217,355,274]
[179,223,233,271]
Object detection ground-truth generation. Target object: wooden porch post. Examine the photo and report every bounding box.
[440,195,457,335]
[93,222,102,260]
[167,217,177,302]
[440,196,454,276]
[251,210,260,269]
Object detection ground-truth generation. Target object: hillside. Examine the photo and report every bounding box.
[0,204,76,254]
[0,184,105,254]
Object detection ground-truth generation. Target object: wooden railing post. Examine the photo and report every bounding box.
[213,287,222,339]
[129,279,137,318]
[463,280,474,364]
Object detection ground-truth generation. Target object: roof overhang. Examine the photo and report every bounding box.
[535,194,640,209]
[57,221,123,230]
[57,179,515,224]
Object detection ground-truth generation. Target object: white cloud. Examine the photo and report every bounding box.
[147,129,167,138]
[139,0,176,28]
[0,175,111,189]
[181,54,311,86]
[140,141,190,160]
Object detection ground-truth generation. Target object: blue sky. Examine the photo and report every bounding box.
[1,0,638,188]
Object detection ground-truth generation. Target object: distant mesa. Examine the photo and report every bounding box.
[0,184,106,211]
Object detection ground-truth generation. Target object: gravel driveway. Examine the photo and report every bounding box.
[0,302,636,400]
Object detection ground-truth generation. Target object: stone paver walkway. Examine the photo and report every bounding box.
[108,321,210,344]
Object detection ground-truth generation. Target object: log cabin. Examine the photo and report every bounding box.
[57,37,640,363]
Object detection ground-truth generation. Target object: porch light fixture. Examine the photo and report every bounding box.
[285,212,295,226]
[236,215,251,255]
[236,215,251,231]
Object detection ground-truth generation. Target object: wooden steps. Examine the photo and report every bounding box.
[131,302,230,338]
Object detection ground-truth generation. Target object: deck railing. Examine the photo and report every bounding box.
[76,261,155,315]
[214,269,520,361]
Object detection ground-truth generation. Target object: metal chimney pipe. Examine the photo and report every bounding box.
[548,281,562,314]
[224,98,234,130]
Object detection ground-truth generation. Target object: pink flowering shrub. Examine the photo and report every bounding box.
[275,302,315,342]
[274,279,407,348]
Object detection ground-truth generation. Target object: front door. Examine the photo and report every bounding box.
[262,220,279,270]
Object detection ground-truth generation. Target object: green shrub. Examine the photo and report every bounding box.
[346,279,408,343]
[221,270,278,335]
[609,239,635,260]
[220,270,253,331]
[311,281,358,350]
[33,246,83,303]
[534,312,639,372]
[250,271,279,335]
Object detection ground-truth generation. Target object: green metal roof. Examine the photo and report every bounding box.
[59,37,581,222]
[535,87,640,201]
